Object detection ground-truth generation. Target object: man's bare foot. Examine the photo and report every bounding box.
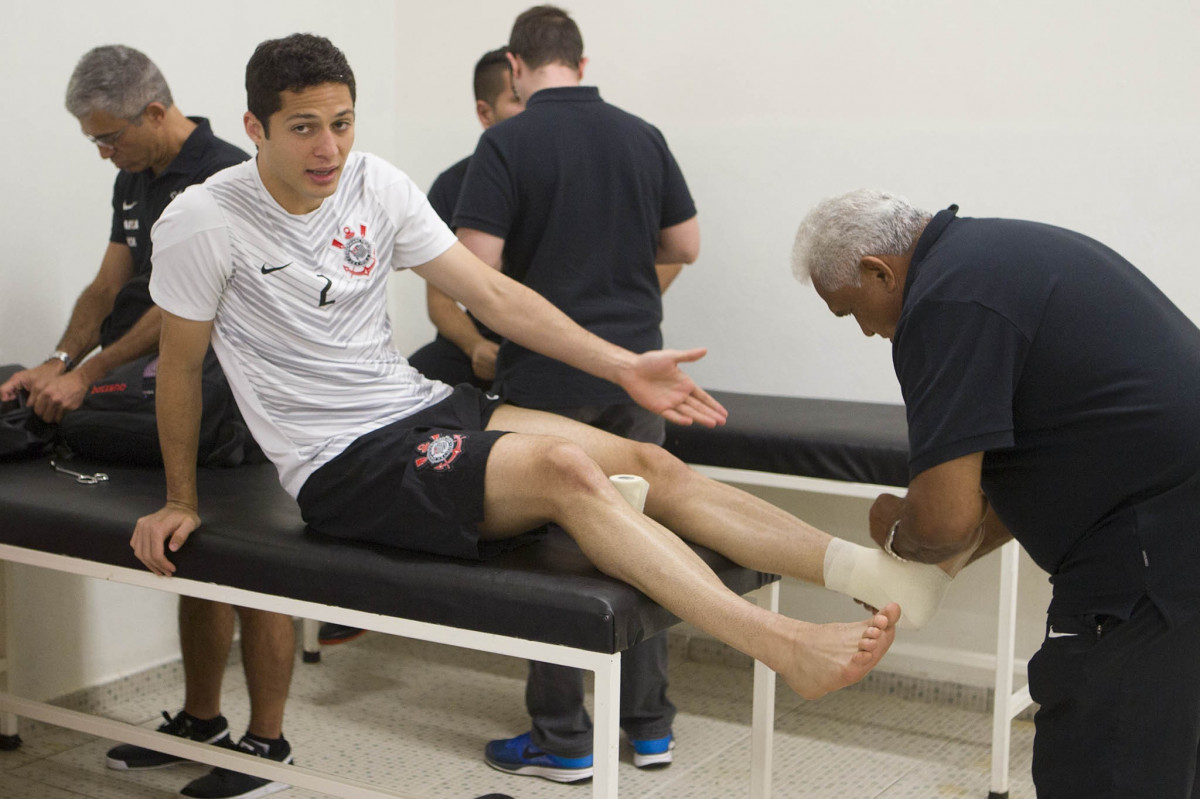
[777,603,901,700]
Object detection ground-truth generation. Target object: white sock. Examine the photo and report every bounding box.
[609,474,649,512]
[822,538,952,630]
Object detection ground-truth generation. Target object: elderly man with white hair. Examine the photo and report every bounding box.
[794,189,1200,798]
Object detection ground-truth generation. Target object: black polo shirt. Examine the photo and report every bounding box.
[101,117,248,346]
[453,86,696,408]
[427,154,498,345]
[428,155,471,227]
[894,206,1200,624]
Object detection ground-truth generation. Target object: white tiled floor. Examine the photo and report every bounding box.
[0,633,1036,798]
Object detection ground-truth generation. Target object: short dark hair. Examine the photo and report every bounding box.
[508,5,583,70]
[245,33,356,136]
[473,47,512,106]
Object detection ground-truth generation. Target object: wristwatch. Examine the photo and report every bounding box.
[47,350,74,371]
[884,519,908,561]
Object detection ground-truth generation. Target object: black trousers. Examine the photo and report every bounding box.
[524,402,676,756]
[1029,596,1200,798]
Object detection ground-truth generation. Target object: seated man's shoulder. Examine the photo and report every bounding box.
[153,182,228,242]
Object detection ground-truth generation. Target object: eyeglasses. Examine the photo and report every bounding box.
[82,104,148,150]
[84,121,132,150]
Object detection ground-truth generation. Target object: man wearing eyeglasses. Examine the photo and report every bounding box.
[0,45,283,792]
[0,45,247,423]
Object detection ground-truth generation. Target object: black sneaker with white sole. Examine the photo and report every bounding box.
[181,733,293,799]
[106,710,235,770]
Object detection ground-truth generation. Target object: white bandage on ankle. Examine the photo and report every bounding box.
[610,474,649,513]
[822,537,952,630]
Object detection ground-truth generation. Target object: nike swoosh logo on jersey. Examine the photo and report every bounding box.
[1047,627,1078,638]
[260,262,293,274]
[122,201,137,210]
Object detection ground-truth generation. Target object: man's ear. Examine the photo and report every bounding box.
[244,111,265,146]
[476,99,495,129]
[860,256,897,291]
[142,102,167,126]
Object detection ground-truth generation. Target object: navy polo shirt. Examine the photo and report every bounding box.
[426,154,499,344]
[894,206,1200,624]
[101,117,248,346]
[453,86,696,408]
[428,155,471,227]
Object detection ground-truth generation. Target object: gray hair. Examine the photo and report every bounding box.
[791,189,931,292]
[65,45,173,121]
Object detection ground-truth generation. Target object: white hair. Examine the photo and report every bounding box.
[791,189,931,292]
[65,45,173,121]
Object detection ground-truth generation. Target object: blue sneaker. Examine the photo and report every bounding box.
[631,733,675,768]
[484,732,593,783]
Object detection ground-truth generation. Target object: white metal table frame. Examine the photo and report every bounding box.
[689,464,1033,799]
[0,542,779,799]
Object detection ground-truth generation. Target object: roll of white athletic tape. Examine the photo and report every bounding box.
[609,474,649,513]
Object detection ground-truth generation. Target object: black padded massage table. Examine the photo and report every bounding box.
[0,455,775,799]
[0,390,1027,798]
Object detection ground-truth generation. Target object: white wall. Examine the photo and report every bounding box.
[388,1,1200,401]
[2,1,1197,698]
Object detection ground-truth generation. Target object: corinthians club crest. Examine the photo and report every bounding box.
[331,224,377,277]
[414,432,467,472]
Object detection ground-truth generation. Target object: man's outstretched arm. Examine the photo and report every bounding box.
[414,241,727,427]
[130,310,212,576]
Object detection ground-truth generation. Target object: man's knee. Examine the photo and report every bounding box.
[179,596,233,622]
[626,440,691,492]
[235,606,295,630]
[534,437,611,508]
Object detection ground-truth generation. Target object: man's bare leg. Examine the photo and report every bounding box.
[487,405,951,627]
[476,424,897,700]
[179,597,234,720]
[238,608,294,739]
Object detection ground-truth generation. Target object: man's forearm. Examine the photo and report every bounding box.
[156,351,204,509]
[74,307,161,386]
[472,276,632,385]
[962,511,1014,567]
[428,287,489,356]
[54,284,114,365]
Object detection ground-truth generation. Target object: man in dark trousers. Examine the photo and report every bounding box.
[794,188,1200,798]
[455,5,697,783]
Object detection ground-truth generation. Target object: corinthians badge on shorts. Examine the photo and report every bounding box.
[414,432,466,472]
[331,224,377,277]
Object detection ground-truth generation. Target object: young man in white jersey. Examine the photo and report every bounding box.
[135,35,960,788]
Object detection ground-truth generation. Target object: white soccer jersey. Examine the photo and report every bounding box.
[150,151,458,497]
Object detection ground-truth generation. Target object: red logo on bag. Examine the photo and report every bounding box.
[330,224,376,277]
[415,433,466,471]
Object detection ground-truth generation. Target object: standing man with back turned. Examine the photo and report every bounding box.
[454,6,695,782]
[795,189,1200,798]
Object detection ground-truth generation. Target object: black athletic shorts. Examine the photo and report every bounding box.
[297,384,512,560]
